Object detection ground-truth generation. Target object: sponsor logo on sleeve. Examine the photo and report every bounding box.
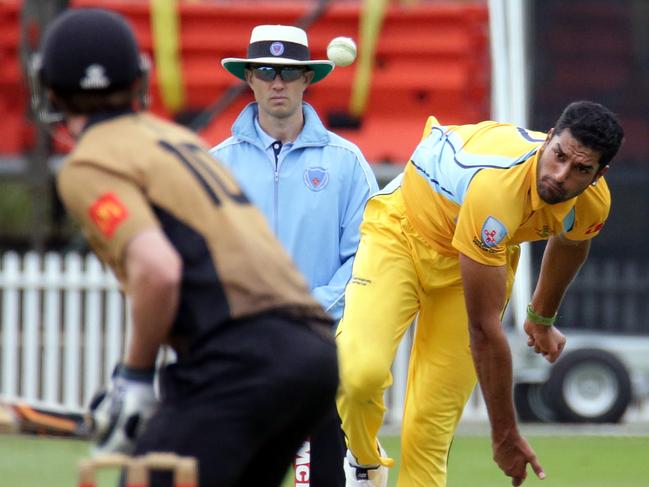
[304,167,329,191]
[585,221,605,234]
[88,192,128,239]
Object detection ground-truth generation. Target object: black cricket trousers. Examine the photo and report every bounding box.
[133,313,339,487]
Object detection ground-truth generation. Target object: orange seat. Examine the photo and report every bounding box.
[0,0,491,163]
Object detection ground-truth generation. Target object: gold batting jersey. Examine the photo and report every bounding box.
[401,117,610,266]
[57,111,330,345]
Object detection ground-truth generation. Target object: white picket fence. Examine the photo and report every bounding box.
[0,251,486,423]
[0,251,128,411]
[8,252,649,426]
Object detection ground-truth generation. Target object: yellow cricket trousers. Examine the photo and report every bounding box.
[336,186,518,487]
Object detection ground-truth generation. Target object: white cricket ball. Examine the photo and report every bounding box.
[327,37,357,67]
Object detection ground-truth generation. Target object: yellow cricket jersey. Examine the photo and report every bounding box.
[400,118,610,266]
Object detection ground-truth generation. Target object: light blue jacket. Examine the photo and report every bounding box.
[210,102,378,321]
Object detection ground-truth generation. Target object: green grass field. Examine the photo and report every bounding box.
[2,432,649,486]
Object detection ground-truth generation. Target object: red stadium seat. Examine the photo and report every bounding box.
[0,0,491,164]
[0,0,29,154]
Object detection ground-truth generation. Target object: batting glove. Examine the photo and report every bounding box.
[89,363,158,456]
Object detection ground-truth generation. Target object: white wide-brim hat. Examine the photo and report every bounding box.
[222,25,334,84]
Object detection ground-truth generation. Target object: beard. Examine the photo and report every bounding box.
[537,176,568,204]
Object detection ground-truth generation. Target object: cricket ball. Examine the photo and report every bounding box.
[327,37,357,67]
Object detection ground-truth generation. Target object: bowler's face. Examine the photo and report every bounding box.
[245,65,313,121]
[536,128,608,204]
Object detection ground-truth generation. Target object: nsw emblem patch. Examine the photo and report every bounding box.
[304,167,329,191]
[480,216,507,248]
[270,42,285,56]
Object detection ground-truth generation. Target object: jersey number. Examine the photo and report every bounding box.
[158,140,249,206]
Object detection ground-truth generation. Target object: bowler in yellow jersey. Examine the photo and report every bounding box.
[337,101,624,487]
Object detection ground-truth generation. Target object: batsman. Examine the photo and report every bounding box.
[32,8,338,487]
[337,101,624,487]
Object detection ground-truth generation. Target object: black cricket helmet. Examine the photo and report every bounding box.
[29,8,149,122]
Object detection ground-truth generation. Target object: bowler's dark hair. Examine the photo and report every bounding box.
[553,101,624,168]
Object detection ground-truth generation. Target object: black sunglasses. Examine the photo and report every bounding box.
[250,65,307,82]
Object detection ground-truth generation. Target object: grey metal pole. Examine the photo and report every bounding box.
[19,0,69,252]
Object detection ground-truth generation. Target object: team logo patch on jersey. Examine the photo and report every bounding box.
[270,42,285,56]
[304,167,329,191]
[480,216,507,248]
[88,192,128,239]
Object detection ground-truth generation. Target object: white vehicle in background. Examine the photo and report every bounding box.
[511,329,649,423]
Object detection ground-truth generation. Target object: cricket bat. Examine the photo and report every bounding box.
[0,396,92,438]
